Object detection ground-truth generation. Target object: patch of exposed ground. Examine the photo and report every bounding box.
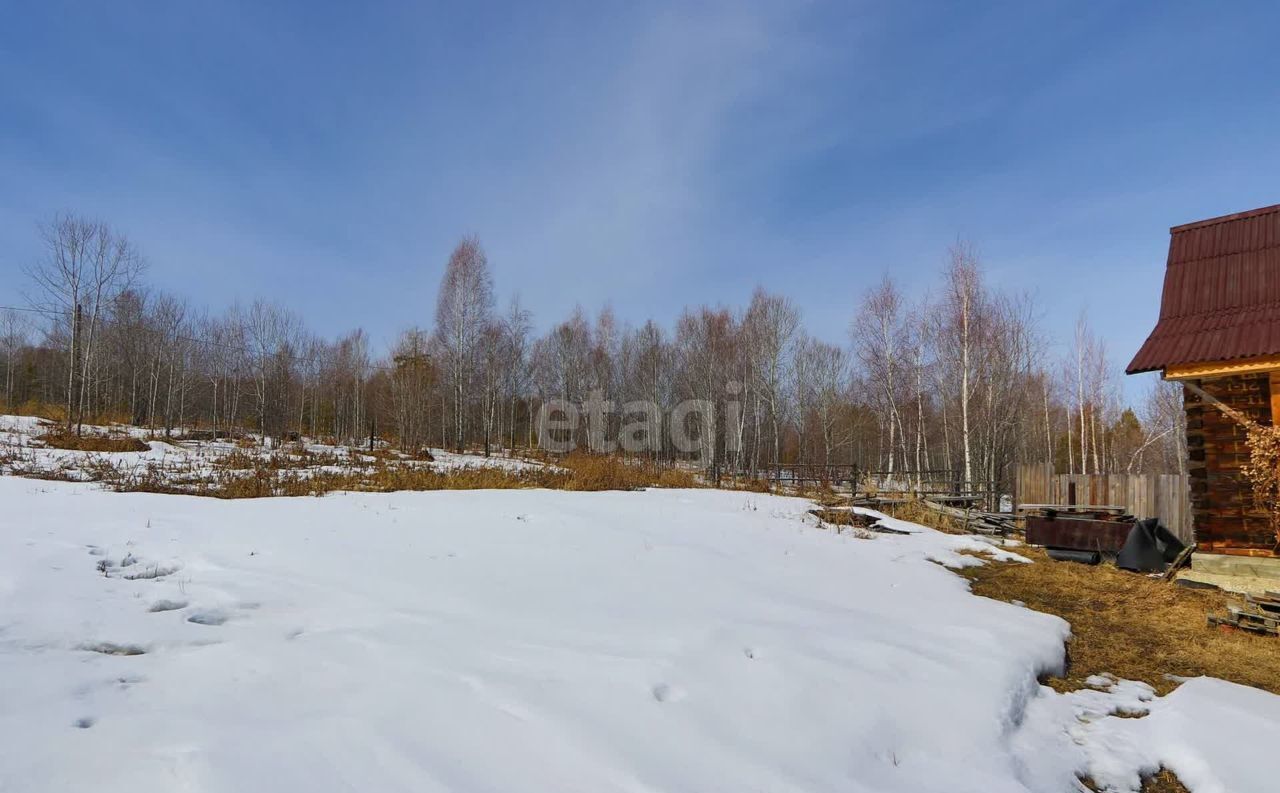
[37,431,148,452]
[960,545,1280,697]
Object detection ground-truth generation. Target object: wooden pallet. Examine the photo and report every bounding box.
[1246,594,1280,615]
[1208,604,1280,636]
[920,499,1017,535]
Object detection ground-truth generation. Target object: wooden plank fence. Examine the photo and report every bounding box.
[1014,464,1192,544]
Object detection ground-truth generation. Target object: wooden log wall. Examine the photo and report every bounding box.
[1184,373,1278,556]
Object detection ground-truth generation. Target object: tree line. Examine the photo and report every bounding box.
[0,213,1185,491]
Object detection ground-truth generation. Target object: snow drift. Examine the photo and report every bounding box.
[0,478,1275,792]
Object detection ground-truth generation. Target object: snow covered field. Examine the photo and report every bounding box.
[1,477,1277,792]
[0,414,546,489]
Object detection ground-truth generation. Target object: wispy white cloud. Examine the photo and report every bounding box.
[2,0,1279,387]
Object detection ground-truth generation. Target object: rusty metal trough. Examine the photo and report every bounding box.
[1025,513,1134,555]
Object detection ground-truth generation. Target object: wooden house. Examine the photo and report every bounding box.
[1127,203,1280,563]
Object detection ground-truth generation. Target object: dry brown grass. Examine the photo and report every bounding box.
[1081,768,1190,793]
[84,450,704,499]
[808,508,876,528]
[722,477,773,493]
[1140,769,1191,793]
[960,545,1280,697]
[3,400,136,426]
[209,447,347,472]
[890,500,1268,792]
[876,500,967,534]
[555,452,701,491]
[4,400,65,422]
[36,432,149,453]
[93,459,558,499]
[797,483,845,506]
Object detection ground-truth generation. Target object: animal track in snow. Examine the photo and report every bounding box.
[651,683,686,703]
[94,550,184,581]
[186,609,230,626]
[73,717,96,729]
[123,562,182,580]
[185,638,225,649]
[73,673,146,698]
[80,641,148,656]
[148,599,188,613]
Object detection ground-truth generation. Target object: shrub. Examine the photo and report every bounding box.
[1241,423,1280,553]
[722,476,773,493]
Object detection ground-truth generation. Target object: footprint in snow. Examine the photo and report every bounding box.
[651,683,686,703]
[73,673,146,698]
[80,641,148,656]
[113,674,144,690]
[123,562,182,581]
[148,599,188,613]
[74,717,96,729]
[186,609,230,626]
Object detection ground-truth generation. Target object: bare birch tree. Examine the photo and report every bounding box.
[940,242,983,486]
[744,289,799,467]
[0,310,30,410]
[25,214,144,432]
[852,276,907,476]
[434,236,494,452]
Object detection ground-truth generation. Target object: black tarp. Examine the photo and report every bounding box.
[1116,518,1186,573]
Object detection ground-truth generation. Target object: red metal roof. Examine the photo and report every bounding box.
[1126,203,1280,374]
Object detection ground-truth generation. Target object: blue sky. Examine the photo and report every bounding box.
[2,1,1279,393]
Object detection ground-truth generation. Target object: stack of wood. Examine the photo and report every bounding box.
[920,499,1019,536]
[843,495,1017,536]
[1208,592,1280,636]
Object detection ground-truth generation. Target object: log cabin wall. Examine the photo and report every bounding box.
[1125,204,1280,556]
[1184,372,1278,555]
